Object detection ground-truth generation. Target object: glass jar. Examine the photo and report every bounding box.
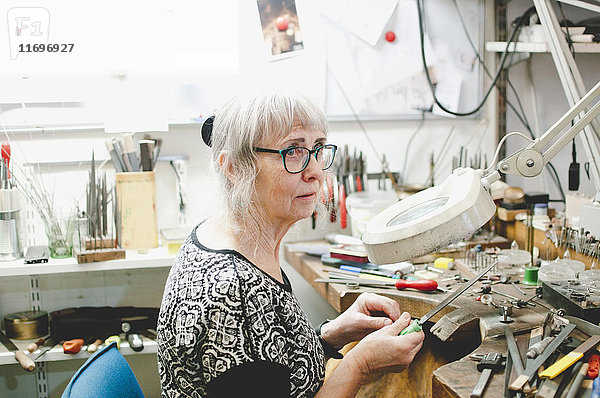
[44,214,76,259]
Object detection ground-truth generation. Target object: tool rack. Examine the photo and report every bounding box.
[0,247,173,397]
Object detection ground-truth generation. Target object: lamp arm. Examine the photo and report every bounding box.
[496,80,600,190]
[555,0,600,13]
[542,98,600,164]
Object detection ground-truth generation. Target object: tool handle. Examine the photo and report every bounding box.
[105,335,121,349]
[1,142,10,179]
[339,184,347,229]
[588,354,599,378]
[395,279,438,291]
[14,350,35,372]
[63,339,84,354]
[26,338,45,353]
[399,319,422,335]
[87,339,102,353]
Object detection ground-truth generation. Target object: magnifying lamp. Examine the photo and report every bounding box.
[362,80,600,264]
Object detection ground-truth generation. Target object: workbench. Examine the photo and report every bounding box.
[283,244,567,398]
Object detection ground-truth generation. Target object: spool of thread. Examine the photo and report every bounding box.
[522,266,539,286]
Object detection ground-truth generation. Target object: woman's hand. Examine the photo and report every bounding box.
[315,312,424,397]
[345,312,425,379]
[320,292,402,348]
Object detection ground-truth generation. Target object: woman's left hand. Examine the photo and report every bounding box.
[320,292,402,349]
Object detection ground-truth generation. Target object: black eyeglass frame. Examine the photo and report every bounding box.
[254,144,338,174]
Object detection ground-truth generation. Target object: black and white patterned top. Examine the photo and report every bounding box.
[157,226,325,397]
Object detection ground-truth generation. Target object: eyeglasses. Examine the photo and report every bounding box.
[254,144,338,174]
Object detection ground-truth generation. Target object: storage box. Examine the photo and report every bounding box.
[160,227,188,256]
[115,172,158,250]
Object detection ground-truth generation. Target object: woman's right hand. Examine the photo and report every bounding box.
[344,312,425,380]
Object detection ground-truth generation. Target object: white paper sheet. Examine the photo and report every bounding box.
[326,25,366,114]
[432,73,463,118]
[335,0,398,46]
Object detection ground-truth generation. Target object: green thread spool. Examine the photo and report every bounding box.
[522,266,539,286]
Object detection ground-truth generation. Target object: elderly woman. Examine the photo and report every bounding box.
[156,91,424,397]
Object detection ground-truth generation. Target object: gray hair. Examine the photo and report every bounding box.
[210,90,329,234]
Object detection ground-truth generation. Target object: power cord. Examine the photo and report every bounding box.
[416,0,535,116]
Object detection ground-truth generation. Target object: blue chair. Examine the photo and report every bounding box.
[62,342,144,398]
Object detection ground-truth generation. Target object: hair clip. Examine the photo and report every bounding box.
[201,116,214,147]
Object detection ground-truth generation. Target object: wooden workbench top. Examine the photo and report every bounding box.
[283,244,557,398]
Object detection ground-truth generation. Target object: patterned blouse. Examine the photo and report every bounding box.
[157,226,325,397]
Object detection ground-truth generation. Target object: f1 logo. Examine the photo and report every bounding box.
[7,7,50,60]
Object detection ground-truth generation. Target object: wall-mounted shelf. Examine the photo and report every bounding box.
[1,119,203,134]
[0,336,157,366]
[0,247,174,277]
[22,155,189,168]
[486,41,600,53]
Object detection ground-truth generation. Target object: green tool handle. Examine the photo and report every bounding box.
[399,319,422,335]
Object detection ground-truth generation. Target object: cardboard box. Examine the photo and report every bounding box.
[116,172,158,250]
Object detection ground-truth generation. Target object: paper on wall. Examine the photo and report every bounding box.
[432,73,463,118]
[326,0,398,46]
[347,0,437,98]
[326,25,366,114]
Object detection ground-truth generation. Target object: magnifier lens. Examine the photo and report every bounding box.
[386,196,449,226]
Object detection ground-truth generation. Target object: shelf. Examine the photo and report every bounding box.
[23,155,189,168]
[0,335,157,366]
[0,247,174,277]
[1,119,202,134]
[486,41,600,53]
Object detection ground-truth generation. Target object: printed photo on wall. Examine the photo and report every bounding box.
[257,0,304,60]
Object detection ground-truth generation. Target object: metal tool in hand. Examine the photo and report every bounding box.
[400,260,497,335]
[470,352,504,398]
[313,278,438,292]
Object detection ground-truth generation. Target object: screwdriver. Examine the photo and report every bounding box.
[314,278,438,291]
[26,338,45,353]
[1,142,10,180]
[400,260,497,335]
[87,339,103,353]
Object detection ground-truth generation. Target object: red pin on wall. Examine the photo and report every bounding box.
[277,16,289,31]
[385,31,396,43]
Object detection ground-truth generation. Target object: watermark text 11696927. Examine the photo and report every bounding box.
[19,43,74,53]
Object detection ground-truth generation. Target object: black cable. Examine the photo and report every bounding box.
[557,3,576,58]
[416,0,533,116]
